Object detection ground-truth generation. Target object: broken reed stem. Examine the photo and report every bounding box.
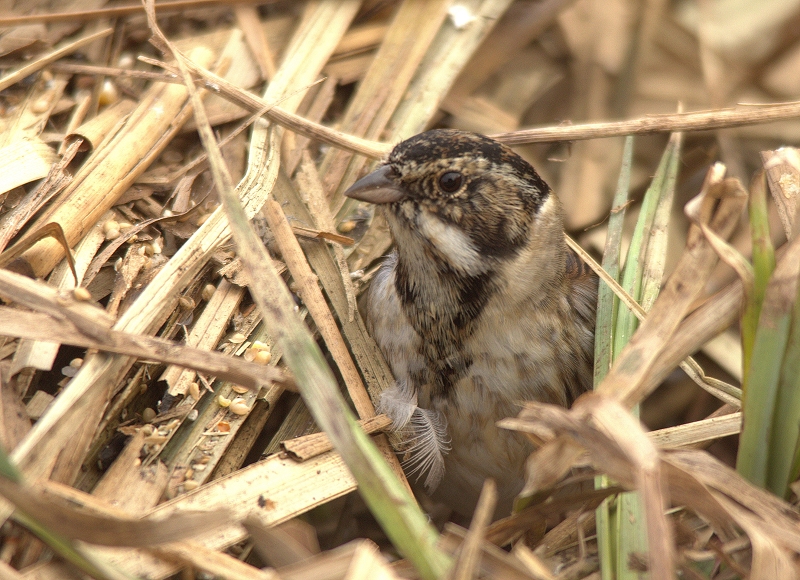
[262,199,375,419]
[281,414,392,461]
[0,304,290,391]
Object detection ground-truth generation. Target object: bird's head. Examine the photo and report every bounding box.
[344,129,563,276]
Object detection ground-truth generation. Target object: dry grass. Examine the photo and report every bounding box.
[0,0,799,578]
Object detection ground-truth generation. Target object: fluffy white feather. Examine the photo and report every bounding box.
[377,381,417,429]
[403,406,451,491]
[378,382,451,491]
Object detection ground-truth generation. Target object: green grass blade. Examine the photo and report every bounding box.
[595,135,633,385]
[764,250,800,496]
[0,446,22,483]
[615,493,647,579]
[741,173,776,397]
[613,132,680,352]
[735,172,800,495]
[596,136,634,580]
[596,498,613,580]
[737,303,793,489]
[640,132,681,311]
[737,234,800,492]
[609,133,681,580]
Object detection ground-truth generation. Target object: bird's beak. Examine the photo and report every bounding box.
[343,165,406,204]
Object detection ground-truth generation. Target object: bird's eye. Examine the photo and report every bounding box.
[438,171,463,193]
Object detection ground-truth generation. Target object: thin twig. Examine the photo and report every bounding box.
[493,101,800,144]
[0,28,113,92]
[0,0,268,26]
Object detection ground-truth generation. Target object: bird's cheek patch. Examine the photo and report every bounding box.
[416,212,487,275]
[534,189,556,216]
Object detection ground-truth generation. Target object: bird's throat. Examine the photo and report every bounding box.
[393,251,494,400]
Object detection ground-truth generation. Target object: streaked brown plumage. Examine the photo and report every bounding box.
[344,129,597,518]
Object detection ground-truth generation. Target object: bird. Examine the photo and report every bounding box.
[344,129,597,518]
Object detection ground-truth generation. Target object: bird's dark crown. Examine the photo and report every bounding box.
[389,129,546,193]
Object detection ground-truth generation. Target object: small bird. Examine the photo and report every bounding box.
[344,129,597,518]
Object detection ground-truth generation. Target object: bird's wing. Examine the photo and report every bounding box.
[561,245,599,401]
[564,244,598,329]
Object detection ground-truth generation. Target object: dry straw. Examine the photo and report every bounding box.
[1,1,800,579]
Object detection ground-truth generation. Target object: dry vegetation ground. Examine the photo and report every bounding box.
[0,0,799,578]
